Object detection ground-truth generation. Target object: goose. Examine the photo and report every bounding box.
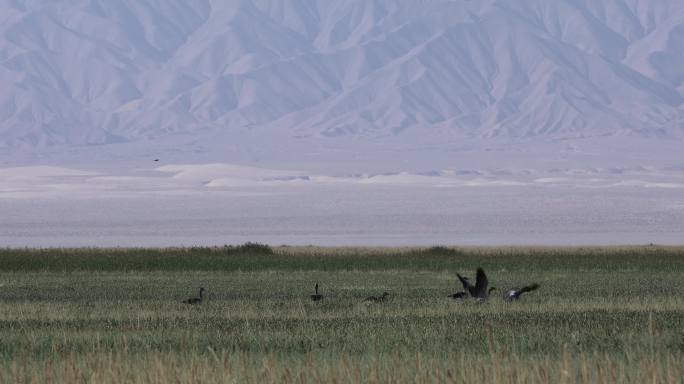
[504,284,539,301]
[364,292,389,303]
[310,283,323,301]
[183,287,204,305]
[457,268,496,300]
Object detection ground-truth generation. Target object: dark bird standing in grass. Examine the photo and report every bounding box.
[310,283,323,301]
[364,292,389,303]
[504,284,540,301]
[457,268,496,300]
[183,287,204,305]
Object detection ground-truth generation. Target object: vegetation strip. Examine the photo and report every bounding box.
[0,245,683,382]
[1,244,683,271]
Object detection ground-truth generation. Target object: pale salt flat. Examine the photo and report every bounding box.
[1,164,682,247]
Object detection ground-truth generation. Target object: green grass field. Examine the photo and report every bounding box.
[0,245,683,383]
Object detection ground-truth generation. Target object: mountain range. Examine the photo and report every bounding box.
[1,0,684,159]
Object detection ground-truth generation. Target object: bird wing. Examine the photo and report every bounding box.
[474,268,488,296]
[456,273,472,291]
[519,283,539,293]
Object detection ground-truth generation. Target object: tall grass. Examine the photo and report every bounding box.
[0,246,683,382]
[1,349,683,383]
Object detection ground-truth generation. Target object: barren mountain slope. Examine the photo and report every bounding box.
[0,0,683,156]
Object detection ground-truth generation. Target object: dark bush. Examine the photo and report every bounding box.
[418,246,461,256]
[227,242,274,255]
